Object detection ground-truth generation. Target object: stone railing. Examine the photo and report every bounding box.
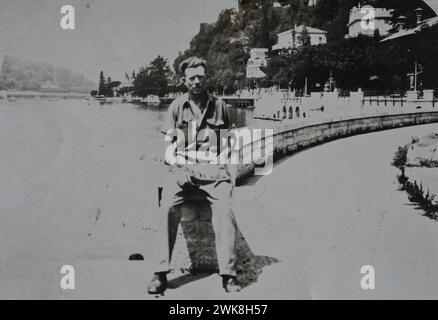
[236,111,438,184]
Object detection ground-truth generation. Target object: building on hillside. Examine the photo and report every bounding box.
[382,7,438,42]
[237,0,288,10]
[346,4,394,38]
[272,25,327,51]
[246,48,268,79]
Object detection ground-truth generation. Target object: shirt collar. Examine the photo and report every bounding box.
[182,92,215,111]
[181,92,216,129]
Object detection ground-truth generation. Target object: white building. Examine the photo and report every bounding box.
[346,5,394,38]
[40,81,60,91]
[246,48,268,79]
[272,25,327,51]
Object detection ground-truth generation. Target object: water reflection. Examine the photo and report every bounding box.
[140,102,255,129]
[227,107,255,128]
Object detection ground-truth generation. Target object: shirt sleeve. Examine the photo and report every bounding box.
[158,101,179,167]
[161,102,177,135]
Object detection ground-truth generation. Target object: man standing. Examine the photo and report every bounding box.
[147,57,241,294]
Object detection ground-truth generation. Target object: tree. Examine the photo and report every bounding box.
[299,25,311,47]
[263,33,431,92]
[392,145,408,177]
[133,55,171,98]
[149,56,171,96]
[97,72,122,97]
[98,71,105,96]
[106,77,112,96]
[259,3,271,47]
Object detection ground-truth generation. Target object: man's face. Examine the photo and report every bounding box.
[184,66,207,96]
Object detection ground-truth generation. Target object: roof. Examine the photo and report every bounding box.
[250,48,268,52]
[277,25,327,36]
[247,68,266,79]
[381,16,438,42]
[120,80,134,87]
[272,43,286,50]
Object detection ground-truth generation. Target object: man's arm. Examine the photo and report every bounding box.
[160,101,195,187]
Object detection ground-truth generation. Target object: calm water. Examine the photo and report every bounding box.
[140,102,256,128]
[0,99,256,186]
[0,98,255,138]
[103,101,255,129]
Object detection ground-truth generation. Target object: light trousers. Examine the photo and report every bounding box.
[154,177,237,277]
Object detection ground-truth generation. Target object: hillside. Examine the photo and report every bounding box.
[0,55,96,93]
[174,0,437,92]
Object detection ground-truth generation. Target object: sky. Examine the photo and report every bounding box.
[424,0,438,14]
[1,0,436,83]
[0,0,236,82]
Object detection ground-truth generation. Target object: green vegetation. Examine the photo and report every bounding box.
[393,140,438,221]
[399,178,438,220]
[174,0,437,93]
[132,56,173,98]
[264,25,438,91]
[392,144,408,177]
[97,71,121,97]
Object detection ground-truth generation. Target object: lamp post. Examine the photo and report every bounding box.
[329,70,334,92]
[304,77,308,96]
[414,60,418,91]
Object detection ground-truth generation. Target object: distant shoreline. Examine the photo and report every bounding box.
[0,90,89,100]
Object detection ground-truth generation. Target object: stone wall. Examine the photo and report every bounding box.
[236,111,438,184]
[171,111,438,275]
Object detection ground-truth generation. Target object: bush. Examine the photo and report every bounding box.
[391,145,408,176]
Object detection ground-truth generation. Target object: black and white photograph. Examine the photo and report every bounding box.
[1,0,438,302]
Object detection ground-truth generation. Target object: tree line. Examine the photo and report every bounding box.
[96,56,182,98]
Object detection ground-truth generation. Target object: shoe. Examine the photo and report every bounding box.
[222,276,242,293]
[147,273,168,295]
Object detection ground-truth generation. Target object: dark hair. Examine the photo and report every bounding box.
[179,57,207,75]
